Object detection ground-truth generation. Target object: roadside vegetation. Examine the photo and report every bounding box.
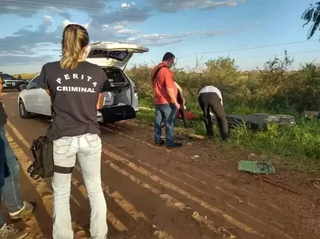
[13,53,320,173]
[128,53,320,173]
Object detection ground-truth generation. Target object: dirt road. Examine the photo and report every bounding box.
[1,91,320,239]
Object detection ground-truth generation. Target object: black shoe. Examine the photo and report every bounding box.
[155,140,165,147]
[223,138,231,143]
[167,142,182,149]
[206,134,214,139]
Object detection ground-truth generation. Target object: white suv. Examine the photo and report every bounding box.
[17,42,149,123]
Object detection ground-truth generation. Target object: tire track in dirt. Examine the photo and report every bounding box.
[103,143,293,239]
[4,109,256,237]
[5,120,179,239]
[3,120,306,239]
[6,119,217,238]
[101,120,320,238]
[98,124,318,239]
[2,92,320,239]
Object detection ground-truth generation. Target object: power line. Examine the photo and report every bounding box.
[0,7,151,20]
[235,49,320,60]
[178,39,319,59]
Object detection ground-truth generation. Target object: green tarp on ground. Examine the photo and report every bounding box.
[238,160,276,174]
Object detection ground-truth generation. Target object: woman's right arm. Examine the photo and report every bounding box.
[97,93,104,110]
[97,70,110,110]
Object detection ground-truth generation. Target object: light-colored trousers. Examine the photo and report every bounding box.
[52,133,107,239]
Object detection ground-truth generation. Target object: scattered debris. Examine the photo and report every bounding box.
[255,175,302,195]
[248,153,256,160]
[188,133,205,140]
[238,160,275,174]
[191,154,200,159]
[303,110,320,119]
[313,183,320,190]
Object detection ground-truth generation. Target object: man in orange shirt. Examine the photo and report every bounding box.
[151,52,182,148]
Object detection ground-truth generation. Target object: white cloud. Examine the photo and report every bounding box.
[0,0,106,17]
[0,0,251,67]
[102,24,140,35]
[43,15,53,27]
[121,2,136,8]
[147,0,245,12]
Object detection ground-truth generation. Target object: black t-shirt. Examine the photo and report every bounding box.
[39,61,108,141]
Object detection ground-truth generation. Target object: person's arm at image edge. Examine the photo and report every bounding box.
[0,77,3,99]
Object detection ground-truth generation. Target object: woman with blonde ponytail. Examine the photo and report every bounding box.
[38,24,109,239]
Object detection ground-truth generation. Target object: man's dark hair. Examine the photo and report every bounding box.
[162,52,175,61]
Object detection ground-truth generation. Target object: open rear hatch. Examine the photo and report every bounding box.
[85,42,148,123]
[85,41,149,71]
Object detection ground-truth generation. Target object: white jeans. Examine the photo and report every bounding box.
[52,133,107,239]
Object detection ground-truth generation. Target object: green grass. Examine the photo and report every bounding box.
[129,55,320,174]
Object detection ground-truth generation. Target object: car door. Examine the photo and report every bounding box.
[38,87,51,116]
[24,76,42,113]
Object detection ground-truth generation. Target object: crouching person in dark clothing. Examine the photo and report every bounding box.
[198,86,230,141]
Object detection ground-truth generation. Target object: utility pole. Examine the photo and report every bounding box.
[196,54,199,73]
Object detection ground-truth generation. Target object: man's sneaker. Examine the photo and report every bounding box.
[9,202,36,220]
[167,142,182,149]
[155,140,165,147]
[0,224,28,239]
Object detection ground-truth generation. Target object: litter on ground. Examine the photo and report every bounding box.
[238,160,275,174]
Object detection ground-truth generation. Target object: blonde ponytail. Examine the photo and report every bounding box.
[60,24,89,70]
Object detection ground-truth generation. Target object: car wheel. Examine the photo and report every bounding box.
[17,83,27,91]
[19,100,31,119]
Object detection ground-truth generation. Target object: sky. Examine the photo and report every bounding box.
[0,0,319,74]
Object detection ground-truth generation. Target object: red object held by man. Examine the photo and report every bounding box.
[176,109,196,120]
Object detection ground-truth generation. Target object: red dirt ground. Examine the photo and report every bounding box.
[1,91,320,239]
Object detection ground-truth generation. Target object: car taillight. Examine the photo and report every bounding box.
[134,86,137,94]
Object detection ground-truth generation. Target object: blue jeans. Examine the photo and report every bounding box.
[154,103,177,146]
[52,133,107,239]
[0,126,24,228]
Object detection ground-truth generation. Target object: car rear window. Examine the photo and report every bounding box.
[104,68,126,84]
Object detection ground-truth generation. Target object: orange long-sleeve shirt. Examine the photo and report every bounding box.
[151,63,177,105]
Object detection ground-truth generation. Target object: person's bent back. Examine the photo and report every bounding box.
[39,24,108,239]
